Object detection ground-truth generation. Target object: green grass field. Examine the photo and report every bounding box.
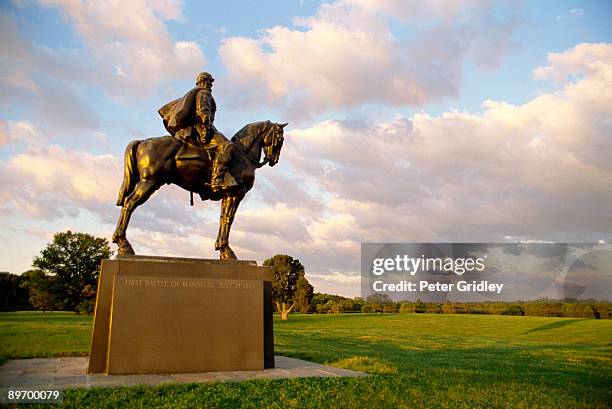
[1,312,611,408]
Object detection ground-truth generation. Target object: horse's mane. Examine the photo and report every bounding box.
[231,121,271,154]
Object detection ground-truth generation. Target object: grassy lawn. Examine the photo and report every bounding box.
[1,312,611,408]
[0,312,92,365]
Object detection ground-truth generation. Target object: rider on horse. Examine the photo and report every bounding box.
[158,72,237,192]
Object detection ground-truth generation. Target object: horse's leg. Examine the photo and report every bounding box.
[112,203,133,254]
[113,179,161,255]
[215,188,246,260]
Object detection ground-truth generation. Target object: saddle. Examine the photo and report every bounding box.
[175,140,214,163]
[174,138,239,203]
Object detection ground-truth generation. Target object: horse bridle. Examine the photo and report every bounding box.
[245,121,275,168]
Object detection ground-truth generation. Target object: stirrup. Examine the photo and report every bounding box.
[210,173,238,192]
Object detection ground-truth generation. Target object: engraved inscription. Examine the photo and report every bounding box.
[122,278,256,289]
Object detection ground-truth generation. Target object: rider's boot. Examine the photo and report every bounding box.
[210,144,238,192]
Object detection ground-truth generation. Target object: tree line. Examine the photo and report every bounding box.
[302,293,612,319]
[1,231,609,320]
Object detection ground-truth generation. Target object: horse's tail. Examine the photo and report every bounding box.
[116,140,141,206]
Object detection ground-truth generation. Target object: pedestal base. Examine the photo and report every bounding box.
[87,255,274,375]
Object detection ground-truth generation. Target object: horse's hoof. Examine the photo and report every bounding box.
[219,247,237,260]
[117,240,135,256]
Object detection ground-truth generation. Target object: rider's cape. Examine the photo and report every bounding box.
[158,86,205,135]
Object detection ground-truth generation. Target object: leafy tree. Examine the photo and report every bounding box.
[414,299,427,313]
[366,293,392,304]
[442,301,455,314]
[317,299,335,314]
[581,305,597,319]
[264,254,311,320]
[365,293,392,313]
[32,231,111,312]
[426,303,442,314]
[77,284,97,315]
[383,303,399,313]
[311,293,351,313]
[593,303,610,319]
[294,275,314,313]
[21,269,60,312]
[339,298,364,313]
[399,302,415,313]
[0,272,32,311]
[501,305,524,316]
[361,303,374,313]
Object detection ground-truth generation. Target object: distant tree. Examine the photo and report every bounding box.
[311,293,351,313]
[264,254,311,320]
[501,305,524,316]
[77,284,97,315]
[365,293,392,313]
[486,302,505,316]
[21,269,60,312]
[361,304,375,313]
[383,303,399,313]
[294,276,314,313]
[0,272,32,311]
[592,303,610,319]
[311,293,332,312]
[32,231,111,312]
[366,293,392,304]
[442,301,455,314]
[426,303,443,314]
[351,297,365,312]
[337,298,364,313]
[414,299,427,313]
[562,302,579,318]
[399,302,415,313]
[317,300,336,314]
[581,305,597,319]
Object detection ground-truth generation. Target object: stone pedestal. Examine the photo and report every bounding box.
[87,255,274,375]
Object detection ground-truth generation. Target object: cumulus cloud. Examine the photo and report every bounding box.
[0,9,100,134]
[0,120,46,146]
[37,0,204,96]
[229,42,612,295]
[219,0,521,117]
[533,42,612,83]
[0,125,218,249]
[0,145,212,232]
[0,144,121,220]
[1,0,205,103]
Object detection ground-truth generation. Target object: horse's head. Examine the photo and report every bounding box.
[261,122,287,167]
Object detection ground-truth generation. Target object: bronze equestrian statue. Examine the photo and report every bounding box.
[112,72,287,260]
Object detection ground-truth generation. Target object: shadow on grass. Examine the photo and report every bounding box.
[524,319,587,334]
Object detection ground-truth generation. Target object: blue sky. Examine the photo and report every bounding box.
[1,0,611,296]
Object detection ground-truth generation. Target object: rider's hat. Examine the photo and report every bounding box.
[196,72,214,85]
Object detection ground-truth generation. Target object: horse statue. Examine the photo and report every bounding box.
[111,120,287,260]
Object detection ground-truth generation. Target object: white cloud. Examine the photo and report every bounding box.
[219,0,521,118]
[533,42,612,83]
[228,42,611,294]
[34,0,205,96]
[0,144,121,219]
[0,120,45,146]
[1,1,205,103]
[307,270,362,297]
[0,9,97,134]
[0,138,213,236]
[2,38,610,298]
[557,8,584,22]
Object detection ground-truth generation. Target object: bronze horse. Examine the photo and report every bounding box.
[112,121,287,259]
